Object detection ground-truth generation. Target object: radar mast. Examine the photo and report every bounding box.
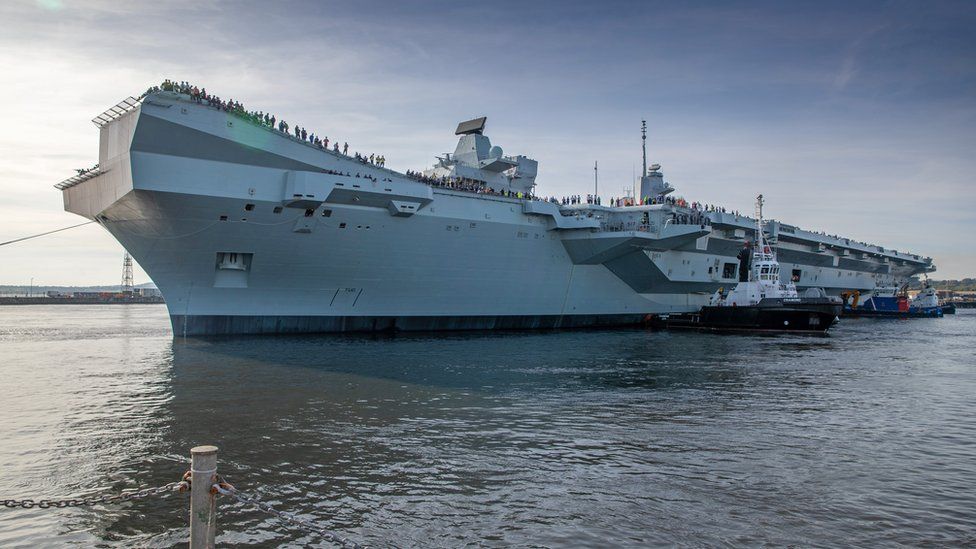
[641,119,647,178]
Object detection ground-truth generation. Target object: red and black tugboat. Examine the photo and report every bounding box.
[652,195,843,335]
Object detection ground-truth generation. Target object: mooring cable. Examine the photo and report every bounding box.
[0,221,96,247]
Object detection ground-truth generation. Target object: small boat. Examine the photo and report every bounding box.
[651,195,842,335]
[910,281,944,317]
[842,282,943,318]
[858,286,905,313]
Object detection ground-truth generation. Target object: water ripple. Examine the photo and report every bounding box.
[0,306,975,546]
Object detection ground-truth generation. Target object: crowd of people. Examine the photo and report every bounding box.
[681,199,736,215]
[146,80,388,169]
[403,170,537,200]
[670,210,711,226]
[600,194,737,214]
[397,170,729,222]
[74,164,99,176]
[599,209,710,232]
[141,81,754,224]
[319,167,394,184]
[557,194,602,205]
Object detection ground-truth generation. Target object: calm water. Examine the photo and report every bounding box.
[0,305,974,547]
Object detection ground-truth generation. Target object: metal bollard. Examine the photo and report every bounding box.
[189,445,218,549]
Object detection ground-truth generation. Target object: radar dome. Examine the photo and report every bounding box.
[489,146,503,159]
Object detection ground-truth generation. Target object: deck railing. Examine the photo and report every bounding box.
[54,164,104,190]
[91,96,142,128]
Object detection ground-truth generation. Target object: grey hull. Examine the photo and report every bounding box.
[171,313,650,336]
[59,90,936,337]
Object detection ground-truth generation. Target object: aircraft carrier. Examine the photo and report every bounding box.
[56,86,935,335]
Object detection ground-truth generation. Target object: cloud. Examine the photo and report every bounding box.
[833,54,858,90]
[0,0,974,282]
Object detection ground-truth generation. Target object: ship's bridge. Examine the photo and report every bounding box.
[424,117,538,194]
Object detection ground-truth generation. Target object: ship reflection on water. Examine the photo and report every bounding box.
[162,329,777,545]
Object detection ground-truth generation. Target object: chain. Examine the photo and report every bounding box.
[213,478,362,549]
[2,476,189,510]
[5,473,361,548]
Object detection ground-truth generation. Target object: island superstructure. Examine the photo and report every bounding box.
[56,87,935,335]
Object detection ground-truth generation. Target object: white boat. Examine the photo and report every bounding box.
[910,281,942,315]
[711,195,799,307]
[652,195,843,334]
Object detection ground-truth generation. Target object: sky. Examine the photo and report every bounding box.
[0,0,974,285]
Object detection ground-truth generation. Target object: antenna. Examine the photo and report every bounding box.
[121,251,134,294]
[641,119,647,178]
[756,194,764,228]
[755,194,765,251]
[594,161,598,202]
[753,193,776,266]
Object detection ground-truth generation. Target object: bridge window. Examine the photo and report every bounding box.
[722,263,737,279]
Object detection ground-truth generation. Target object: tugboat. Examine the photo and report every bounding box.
[843,281,943,318]
[651,195,843,334]
[910,281,944,317]
[854,286,904,313]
